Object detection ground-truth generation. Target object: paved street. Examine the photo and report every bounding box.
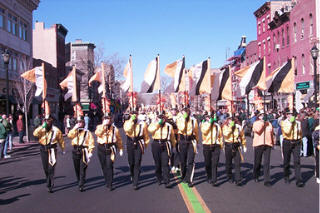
[0,130,318,213]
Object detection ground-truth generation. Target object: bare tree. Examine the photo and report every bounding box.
[161,75,173,94]
[13,56,35,142]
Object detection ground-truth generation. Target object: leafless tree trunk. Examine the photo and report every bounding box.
[13,56,35,142]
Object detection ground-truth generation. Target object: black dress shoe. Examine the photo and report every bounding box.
[107,185,113,191]
[212,181,218,187]
[264,182,271,187]
[235,181,241,186]
[133,185,139,190]
[254,178,259,183]
[296,181,304,187]
[48,186,53,193]
[284,177,290,184]
[207,179,213,184]
[165,183,171,188]
[79,186,84,192]
[187,182,193,187]
[227,178,233,183]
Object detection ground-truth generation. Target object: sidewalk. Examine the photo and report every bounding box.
[11,135,38,150]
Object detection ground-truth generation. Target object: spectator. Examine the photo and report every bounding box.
[0,116,7,159]
[299,112,310,157]
[17,114,24,144]
[7,114,13,151]
[1,115,11,158]
[33,114,42,129]
[84,113,90,130]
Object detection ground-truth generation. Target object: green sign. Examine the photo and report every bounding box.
[296,81,310,90]
[81,103,90,111]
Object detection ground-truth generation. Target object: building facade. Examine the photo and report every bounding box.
[0,0,39,114]
[66,39,95,110]
[33,21,68,118]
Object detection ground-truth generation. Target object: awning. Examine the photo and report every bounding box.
[0,95,18,104]
[227,48,246,61]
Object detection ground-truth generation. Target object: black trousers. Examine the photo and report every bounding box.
[170,143,180,168]
[225,143,241,181]
[253,145,271,182]
[40,146,57,188]
[97,144,114,187]
[203,144,221,183]
[315,148,319,178]
[127,141,143,187]
[179,140,195,183]
[152,141,170,184]
[72,149,88,187]
[282,140,302,182]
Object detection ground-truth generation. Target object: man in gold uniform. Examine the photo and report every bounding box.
[33,115,65,193]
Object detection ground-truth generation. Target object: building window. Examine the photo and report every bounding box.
[263,41,266,56]
[277,31,280,48]
[7,13,18,36]
[286,26,290,45]
[262,20,265,32]
[309,14,313,36]
[268,40,271,54]
[310,56,313,74]
[293,22,297,42]
[301,18,304,39]
[12,57,17,72]
[19,21,27,41]
[0,7,4,29]
[258,24,261,35]
[72,51,76,61]
[302,54,305,75]
[258,45,261,58]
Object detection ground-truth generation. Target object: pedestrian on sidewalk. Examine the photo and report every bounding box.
[1,114,12,158]
[33,115,65,193]
[0,116,7,159]
[7,114,13,151]
[16,114,24,144]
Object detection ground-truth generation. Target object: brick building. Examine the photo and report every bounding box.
[0,0,39,114]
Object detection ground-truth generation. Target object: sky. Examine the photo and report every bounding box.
[33,0,267,91]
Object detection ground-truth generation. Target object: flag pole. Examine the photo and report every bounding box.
[208,57,212,112]
[129,55,134,112]
[157,54,161,113]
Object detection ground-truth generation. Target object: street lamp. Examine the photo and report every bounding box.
[2,49,10,116]
[311,45,319,106]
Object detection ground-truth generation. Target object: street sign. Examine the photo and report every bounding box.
[296,81,310,90]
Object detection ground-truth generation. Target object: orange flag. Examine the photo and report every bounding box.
[21,63,47,99]
[60,66,78,102]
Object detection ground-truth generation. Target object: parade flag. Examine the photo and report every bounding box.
[267,58,295,93]
[178,69,193,93]
[121,55,133,92]
[21,63,47,99]
[189,59,210,95]
[170,93,177,109]
[164,56,185,92]
[141,55,160,93]
[218,66,232,101]
[235,58,265,96]
[60,66,78,102]
[88,63,107,97]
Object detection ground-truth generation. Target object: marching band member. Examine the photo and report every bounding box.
[177,107,199,187]
[95,113,123,191]
[280,109,304,187]
[201,111,223,186]
[68,116,95,192]
[33,115,65,193]
[252,111,274,187]
[167,107,180,173]
[148,113,176,188]
[123,111,150,190]
[222,117,247,186]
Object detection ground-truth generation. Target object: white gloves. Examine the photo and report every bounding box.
[119,149,123,156]
[103,119,108,125]
[243,146,247,153]
[74,124,79,129]
[62,151,66,155]
[88,153,93,159]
